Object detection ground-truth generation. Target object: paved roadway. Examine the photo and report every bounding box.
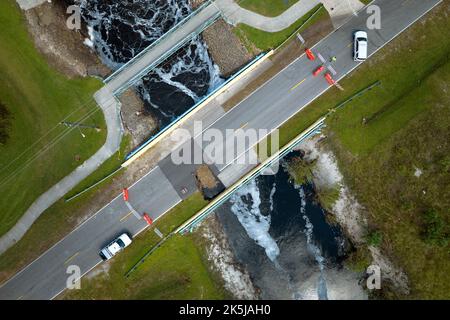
[0,167,181,300]
[199,0,442,174]
[0,0,219,254]
[0,0,441,300]
[215,0,321,32]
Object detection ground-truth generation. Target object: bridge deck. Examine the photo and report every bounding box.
[105,2,221,96]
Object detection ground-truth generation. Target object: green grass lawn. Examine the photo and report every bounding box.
[233,4,326,51]
[331,61,450,299]
[0,136,130,284]
[63,234,227,300]
[277,3,450,151]
[238,0,299,17]
[274,2,450,298]
[61,193,229,300]
[0,0,105,237]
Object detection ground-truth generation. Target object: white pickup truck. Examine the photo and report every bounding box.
[99,233,132,261]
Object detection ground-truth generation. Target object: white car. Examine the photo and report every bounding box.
[353,31,368,61]
[99,233,132,261]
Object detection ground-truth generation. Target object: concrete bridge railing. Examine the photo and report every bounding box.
[104,1,222,96]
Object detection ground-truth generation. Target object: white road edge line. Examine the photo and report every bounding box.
[50,197,182,300]
[192,1,376,139]
[2,0,442,299]
[0,166,160,290]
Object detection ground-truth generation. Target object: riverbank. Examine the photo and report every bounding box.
[195,215,258,299]
[25,0,108,78]
[206,154,367,300]
[276,0,450,298]
[290,135,411,297]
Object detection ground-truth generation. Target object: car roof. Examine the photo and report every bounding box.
[358,41,368,57]
[107,242,122,255]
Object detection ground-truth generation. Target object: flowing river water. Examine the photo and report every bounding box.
[77,0,223,130]
[75,0,366,299]
[216,155,367,299]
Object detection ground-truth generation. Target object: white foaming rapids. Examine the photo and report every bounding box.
[77,0,223,116]
[269,182,276,212]
[230,179,280,262]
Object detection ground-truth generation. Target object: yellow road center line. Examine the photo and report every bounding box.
[347,42,353,48]
[64,252,79,265]
[290,78,306,91]
[239,122,249,130]
[120,211,133,222]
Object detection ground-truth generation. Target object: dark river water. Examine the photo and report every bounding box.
[216,154,367,299]
[74,0,366,299]
[77,0,223,130]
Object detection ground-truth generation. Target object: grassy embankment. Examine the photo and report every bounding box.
[61,193,229,300]
[273,3,450,299]
[328,58,450,300]
[234,4,327,52]
[0,1,230,298]
[0,136,130,284]
[0,0,106,237]
[61,0,450,300]
[238,0,299,17]
[0,0,133,284]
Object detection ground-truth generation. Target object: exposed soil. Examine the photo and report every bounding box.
[24,0,109,78]
[196,214,258,299]
[195,165,225,200]
[294,135,410,297]
[202,19,254,77]
[119,88,158,148]
[190,0,206,10]
[196,165,218,189]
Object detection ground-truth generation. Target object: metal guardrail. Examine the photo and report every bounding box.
[331,80,382,113]
[143,81,382,231]
[124,234,173,278]
[112,11,222,96]
[275,4,324,51]
[176,118,326,234]
[64,166,124,203]
[123,52,267,161]
[104,1,220,93]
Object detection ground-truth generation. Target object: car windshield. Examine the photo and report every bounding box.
[117,239,125,248]
[357,38,367,42]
